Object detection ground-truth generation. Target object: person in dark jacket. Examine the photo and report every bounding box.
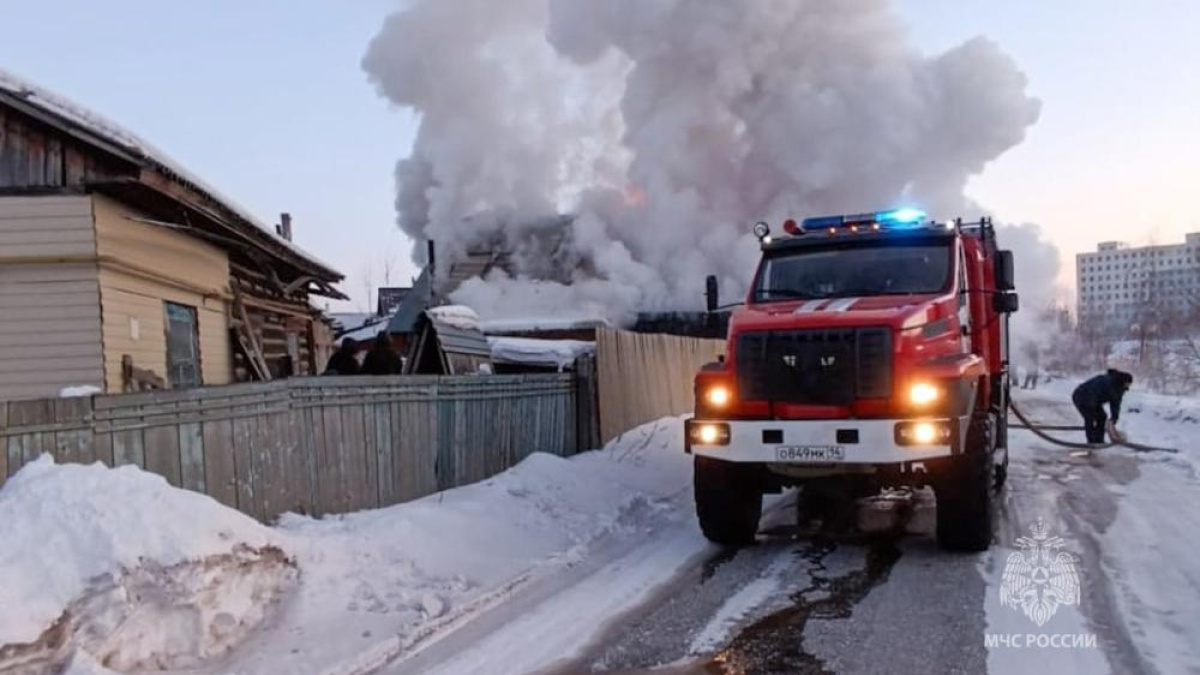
[324,338,361,376]
[362,332,403,375]
[1072,369,1133,444]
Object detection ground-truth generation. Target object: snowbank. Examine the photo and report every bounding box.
[223,418,691,675]
[428,305,482,332]
[0,457,296,672]
[488,337,595,370]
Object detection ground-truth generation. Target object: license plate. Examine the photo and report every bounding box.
[775,445,846,462]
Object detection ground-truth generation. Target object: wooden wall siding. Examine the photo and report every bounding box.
[98,272,232,390]
[0,374,581,521]
[0,196,104,400]
[596,328,725,444]
[0,107,132,190]
[93,194,233,389]
[93,194,230,295]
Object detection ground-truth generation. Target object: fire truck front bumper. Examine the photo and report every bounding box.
[685,417,968,465]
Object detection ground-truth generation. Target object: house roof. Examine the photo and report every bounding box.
[0,68,341,282]
[387,267,434,334]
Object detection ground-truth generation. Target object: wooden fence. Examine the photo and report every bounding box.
[0,374,583,521]
[595,329,725,443]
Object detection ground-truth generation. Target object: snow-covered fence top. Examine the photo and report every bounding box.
[0,374,584,521]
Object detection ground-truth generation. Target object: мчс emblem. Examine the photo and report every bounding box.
[999,519,1081,626]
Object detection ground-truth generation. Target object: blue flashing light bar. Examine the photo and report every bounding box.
[800,208,928,232]
[877,208,927,226]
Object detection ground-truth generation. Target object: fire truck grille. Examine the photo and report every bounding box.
[735,328,893,405]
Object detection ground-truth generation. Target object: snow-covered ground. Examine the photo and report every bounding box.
[4,379,1198,675]
[0,459,295,673]
[0,419,698,675]
[1000,379,1200,675]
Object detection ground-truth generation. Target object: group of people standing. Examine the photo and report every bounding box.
[324,333,403,376]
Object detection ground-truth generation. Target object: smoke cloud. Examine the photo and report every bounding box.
[364,0,1049,327]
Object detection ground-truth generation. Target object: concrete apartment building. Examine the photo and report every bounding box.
[1077,233,1200,335]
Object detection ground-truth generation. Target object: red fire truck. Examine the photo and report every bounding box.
[687,209,1018,552]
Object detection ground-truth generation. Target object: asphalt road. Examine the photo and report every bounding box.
[387,398,1155,675]
[545,399,1145,675]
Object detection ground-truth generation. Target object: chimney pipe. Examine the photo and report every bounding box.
[280,213,293,242]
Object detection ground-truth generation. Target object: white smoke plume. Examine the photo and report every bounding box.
[364,0,1047,326]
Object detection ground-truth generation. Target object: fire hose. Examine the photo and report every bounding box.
[1007,398,1178,454]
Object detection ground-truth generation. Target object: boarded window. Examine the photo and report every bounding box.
[164,302,201,388]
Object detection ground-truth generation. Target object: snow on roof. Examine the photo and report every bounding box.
[427,305,481,332]
[339,319,390,344]
[330,312,376,333]
[488,337,595,370]
[479,317,611,334]
[0,68,337,276]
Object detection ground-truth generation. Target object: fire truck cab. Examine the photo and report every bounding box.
[688,209,1018,552]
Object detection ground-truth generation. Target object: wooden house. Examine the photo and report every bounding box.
[0,71,344,399]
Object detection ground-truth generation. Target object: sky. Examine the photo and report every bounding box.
[2,0,1198,310]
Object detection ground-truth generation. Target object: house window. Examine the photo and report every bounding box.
[164,302,201,388]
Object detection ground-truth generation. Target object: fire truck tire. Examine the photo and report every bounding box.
[694,456,763,546]
[934,450,994,552]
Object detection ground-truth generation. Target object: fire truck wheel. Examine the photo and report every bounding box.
[694,456,763,546]
[933,449,994,552]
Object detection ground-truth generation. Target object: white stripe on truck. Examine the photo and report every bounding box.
[826,297,860,312]
[794,299,828,313]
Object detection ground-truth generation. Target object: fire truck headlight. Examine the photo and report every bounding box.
[908,382,941,407]
[705,385,731,407]
[690,422,731,446]
[895,420,953,446]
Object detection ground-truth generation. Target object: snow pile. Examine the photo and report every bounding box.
[0,457,296,673]
[488,337,595,370]
[223,418,691,674]
[59,385,102,398]
[427,305,482,332]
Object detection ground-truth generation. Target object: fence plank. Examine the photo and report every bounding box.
[179,423,205,493]
[203,419,237,509]
[304,404,324,516]
[112,429,145,468]
[232,415,259,519]
[54,397,94,465]
[94,431,114,467]
[321,405,346,514]
[144,425,182,487]
[374,403,393,506]
[361,403,381,510]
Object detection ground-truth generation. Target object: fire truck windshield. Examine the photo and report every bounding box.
[753,242,952,302]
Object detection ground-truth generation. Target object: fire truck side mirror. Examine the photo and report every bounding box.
[705,275,719,313]
[993,292,1020,314]
[995,250,1016,291]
